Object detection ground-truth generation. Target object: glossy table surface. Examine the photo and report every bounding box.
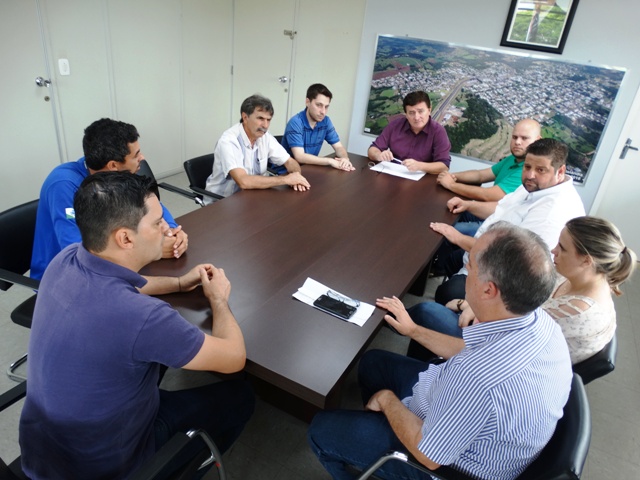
[142,153,457,408]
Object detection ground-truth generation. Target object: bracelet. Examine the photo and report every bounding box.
[456,299,465,312]
[178,276,182,293]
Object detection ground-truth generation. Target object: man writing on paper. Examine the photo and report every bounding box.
[205,94,310,200]
[281,83,354,171]
[368,91,451,174]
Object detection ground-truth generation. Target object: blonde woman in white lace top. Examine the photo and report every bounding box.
[545,216,636,364]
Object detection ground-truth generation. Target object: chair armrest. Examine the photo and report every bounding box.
[0,269,39,291]
[157,182,206,207]
[130,432,191,480]
[0,381,27,413]
[130,429,224,480]
[190,186,224,201]
[357,451,473,480]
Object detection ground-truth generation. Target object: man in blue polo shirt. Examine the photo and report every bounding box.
[308,223,572,479]
[30,118,189,280]
[281,83,354,171]
[20,172,254,479]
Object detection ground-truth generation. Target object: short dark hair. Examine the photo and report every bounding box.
[403,91,431,111]
[74,172,158,253]
[526,138,568,170]
[240,94,274,123]
[476,222,556,315]
[82,118,140,171]
[306,83,333,101]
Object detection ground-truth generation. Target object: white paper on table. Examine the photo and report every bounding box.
[370,161,426,181]
[292,277,375,327]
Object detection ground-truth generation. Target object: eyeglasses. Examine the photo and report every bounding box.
[327,289,360,308]
[361,161,380,174]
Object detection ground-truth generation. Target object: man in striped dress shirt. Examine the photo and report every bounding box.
[308,223,573,480]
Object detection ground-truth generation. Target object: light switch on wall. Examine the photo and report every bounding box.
[58,58,70,76]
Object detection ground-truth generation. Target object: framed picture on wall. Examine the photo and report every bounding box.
[501,0,580,54]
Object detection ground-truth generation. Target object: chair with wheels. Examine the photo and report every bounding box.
[137,160,204,207]
[357,373,591,480]
[0,380,227,480]
[183,154,224,204]
[572,333,617,385]
[0,199,40,382]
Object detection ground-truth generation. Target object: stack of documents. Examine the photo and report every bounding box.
[293,278,375,327]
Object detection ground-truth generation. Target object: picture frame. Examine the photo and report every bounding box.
[500,0,580,54]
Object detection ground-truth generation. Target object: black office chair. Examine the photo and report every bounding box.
[573,333,617,385]
[0,381,226,480]
[0,199,40,382]
[183,154,224,203]
[137,160,204,207]
[357,373,591,480]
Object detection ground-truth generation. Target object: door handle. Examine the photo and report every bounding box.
[278,76,288,84]
[35,76,51,88]
[620,138,638,159]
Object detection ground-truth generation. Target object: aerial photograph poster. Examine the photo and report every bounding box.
[365,35,625,183]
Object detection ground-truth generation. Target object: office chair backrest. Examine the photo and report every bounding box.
[274,135,284,144]
[0,199,39,291]
[137,160,156,180]
[519,373,591,480]
[572,333,617,385]
[358,374,591,480]
[184,154,215,191]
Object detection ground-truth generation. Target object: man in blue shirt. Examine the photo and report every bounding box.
[30,118,188,279]
[282,83,354,171]
[20,172,254,479]
[308,223,572,479]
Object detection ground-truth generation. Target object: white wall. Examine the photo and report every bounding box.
[39,0,234,175]
[289,0,367,155]
[1,0,363,211]
[348,0,640,211]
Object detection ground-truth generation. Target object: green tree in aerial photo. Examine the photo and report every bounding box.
[508,1,569,47]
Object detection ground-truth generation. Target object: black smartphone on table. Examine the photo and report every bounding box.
[313,294,357,320]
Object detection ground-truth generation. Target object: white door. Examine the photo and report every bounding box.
[594,87,640,253]
[0,0,62,211]
[232,0,297,135]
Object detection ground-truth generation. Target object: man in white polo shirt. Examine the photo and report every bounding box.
[204,94,310,200]
[430,138,585,304]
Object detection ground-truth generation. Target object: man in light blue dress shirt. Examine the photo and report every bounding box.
[309,222,572,480]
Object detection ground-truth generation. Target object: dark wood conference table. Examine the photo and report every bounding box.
[142,153,457,411]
